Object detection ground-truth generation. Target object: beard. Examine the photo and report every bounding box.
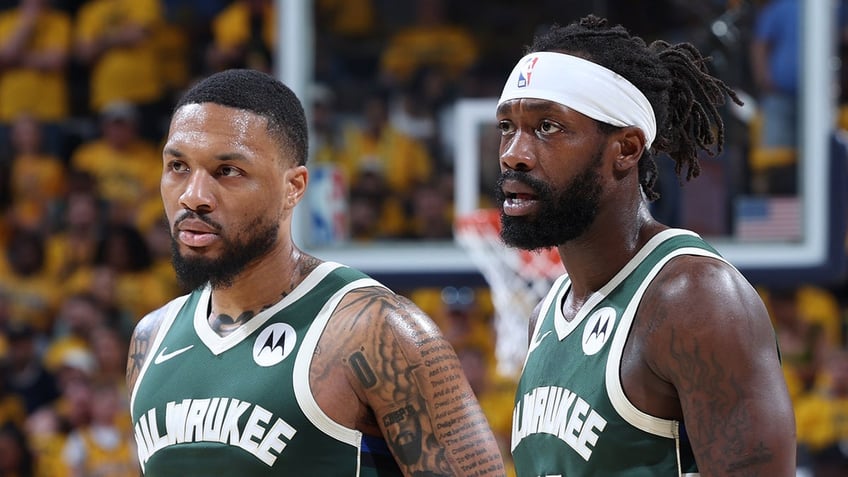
[495,148,603,251]
[170,212,279,291]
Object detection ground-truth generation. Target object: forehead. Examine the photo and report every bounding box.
[167,102,274,149]
[497,98,597,127]
[498,98,577,117]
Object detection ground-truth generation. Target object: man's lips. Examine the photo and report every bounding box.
[501,179,539,201]
[501,179,540,215]
[175,219,219,247]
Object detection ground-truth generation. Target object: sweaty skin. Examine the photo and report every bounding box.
[500,96,796,476]
[128,101,506,477]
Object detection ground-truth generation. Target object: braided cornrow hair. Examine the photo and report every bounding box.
[528,15,741,200]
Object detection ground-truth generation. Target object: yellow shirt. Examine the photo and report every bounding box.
[0,272,60,332]
[44,231,100,283]
[65,266,172,323]
[70,138,161,221]
[154,21,189,91]
[75,0,163,111]
[0,8,71,122]
[0,394,27,429]
[339,125,433,194]
[795,391,848,452]
[212,0,275,69]
[316,0,375,37]
[74,427,137,477]
[380,24,479,82]
[213,1,274,49]
[10,153,66,228]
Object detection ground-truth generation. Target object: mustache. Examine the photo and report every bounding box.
[173,211,223,233]
[495,170,551,198]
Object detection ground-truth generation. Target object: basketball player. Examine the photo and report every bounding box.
[126,69,505,476]
[497,16,796,476]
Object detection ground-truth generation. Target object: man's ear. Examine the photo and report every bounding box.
[613,126,646,172]
[285,165,309,208]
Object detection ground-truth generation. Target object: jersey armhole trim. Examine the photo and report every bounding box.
[605,247,726,438]
[130,293,191,413]
[293,277,384,447]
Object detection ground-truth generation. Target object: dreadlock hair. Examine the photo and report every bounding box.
[528,15,741,200]
[175,69,309,166]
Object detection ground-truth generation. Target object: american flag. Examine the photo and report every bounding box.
[735,196,802,242]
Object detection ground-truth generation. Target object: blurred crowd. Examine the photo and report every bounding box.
[0,0,845,475]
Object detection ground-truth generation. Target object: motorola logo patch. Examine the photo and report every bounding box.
[253,323,296,367]
[582,307,616,355]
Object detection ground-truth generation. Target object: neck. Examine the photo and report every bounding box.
[207,245,317,336]
[559,201,663,303]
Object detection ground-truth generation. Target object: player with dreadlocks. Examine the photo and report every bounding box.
[497,15,795,476]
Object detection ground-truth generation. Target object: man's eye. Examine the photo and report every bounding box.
[169,161,188,172]
[538,120,561,134]
[497,121,514,134]
[219,166,242,177]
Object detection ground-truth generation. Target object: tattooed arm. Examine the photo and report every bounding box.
[126,304,170,394]
[318,286,506,477]
[642,257,796,476]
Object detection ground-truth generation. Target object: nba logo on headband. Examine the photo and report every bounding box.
[517,56,539,88]
[499,52,658,149]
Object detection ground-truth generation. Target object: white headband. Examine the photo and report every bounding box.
[498,52,657,149]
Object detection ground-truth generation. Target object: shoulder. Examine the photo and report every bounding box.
[138,293,192,335]
[335,284,441,337]
[639,254,776,373]
[321,284,450,381]
[646,255,768,332]
[126,294,190,390]
[133,300,172,339]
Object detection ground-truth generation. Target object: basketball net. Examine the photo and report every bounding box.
[455,209,565,377]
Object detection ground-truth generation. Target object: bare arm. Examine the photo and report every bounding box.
[645,258,796,476]
[318,287,506,477]
[125,304,168,393]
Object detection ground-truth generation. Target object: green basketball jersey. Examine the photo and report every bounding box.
[512,229,726,477]
[130,262,403,476]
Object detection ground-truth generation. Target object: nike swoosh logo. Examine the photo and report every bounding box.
[527,330,552,355]
[153,345,194,365]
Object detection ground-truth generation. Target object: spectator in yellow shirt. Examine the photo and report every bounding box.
[338,90,435,238]
[379,0,478,86]
[206,0,274,73]
[7,115,67,234]
[795,348,848,476]
[74,0,166,140]
[0,0,72,157]
[69,101,161,226]
[0,228,61,333]
[44,182,107,284]
[65,223,173,323]
[339,90,434,199]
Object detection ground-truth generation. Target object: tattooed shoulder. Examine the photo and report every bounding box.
[126,305,170,391]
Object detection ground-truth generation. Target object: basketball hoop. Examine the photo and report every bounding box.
[455,209,565,377]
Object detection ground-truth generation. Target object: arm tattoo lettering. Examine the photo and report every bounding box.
[337,289,503,476]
